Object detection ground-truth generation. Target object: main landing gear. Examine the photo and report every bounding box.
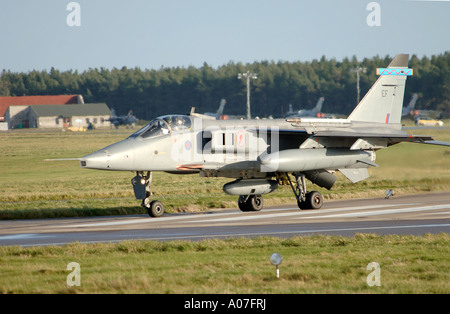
[237,172,323,212]
[132,171,165,217]
[286,172,323,210]
[238,195,264,212]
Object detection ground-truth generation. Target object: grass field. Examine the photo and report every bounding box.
[0,234,449,293]
[0,125,449,219]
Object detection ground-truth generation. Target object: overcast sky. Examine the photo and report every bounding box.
[0,0,449,72]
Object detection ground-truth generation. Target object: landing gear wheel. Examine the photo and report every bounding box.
[297,191,323,210]
[306,191,323,209]
[238,195,263,212]
[148,200,164,217]
[248,195,263,211]
[297,199,309,210]
[286,172,324,210]
[238,196,250,212]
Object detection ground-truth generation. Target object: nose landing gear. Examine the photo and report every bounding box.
[132,171,165,217]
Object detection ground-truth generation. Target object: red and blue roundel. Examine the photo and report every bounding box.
[185,140,192,150]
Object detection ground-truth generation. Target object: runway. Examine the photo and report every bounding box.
[0,192,449,247]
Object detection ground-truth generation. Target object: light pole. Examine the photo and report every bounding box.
[238,71,257,119]
[351,67,366,105]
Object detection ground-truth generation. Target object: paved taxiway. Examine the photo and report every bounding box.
[0,192,449,246]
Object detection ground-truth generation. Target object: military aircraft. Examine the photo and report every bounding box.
[80,54,450,217]
[203,99,227,119]
[402,93,418,117]
[109,108,139,128]
[286,97,325,118]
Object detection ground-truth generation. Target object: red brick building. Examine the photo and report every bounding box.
[0,95,84,129]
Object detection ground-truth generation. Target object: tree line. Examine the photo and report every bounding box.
[0,52,448,120]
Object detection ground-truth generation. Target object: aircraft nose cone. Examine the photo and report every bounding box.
[80,149,110,169]
[80,140,134,170]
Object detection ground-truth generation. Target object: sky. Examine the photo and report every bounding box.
[0,0,449,73]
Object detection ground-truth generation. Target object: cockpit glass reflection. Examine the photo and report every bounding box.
[129,115,191,139]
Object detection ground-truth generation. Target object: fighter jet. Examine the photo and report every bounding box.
[402,93,418,117]
[80,54,450,217]
[109,109,139,128]
[203,99,227,119]
[286,97,325,118]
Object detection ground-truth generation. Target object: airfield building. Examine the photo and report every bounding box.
[27,103,112,129]
[0,95,112,129]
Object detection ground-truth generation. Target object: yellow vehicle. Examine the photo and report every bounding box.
[416,119,444,127]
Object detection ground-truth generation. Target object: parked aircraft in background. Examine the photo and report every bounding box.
[286,97,325,118]
[109,109,139,128]
[203,99,227,119]
[402,93,418,117]
[79,54,450,218]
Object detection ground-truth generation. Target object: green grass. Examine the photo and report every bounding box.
[0,234,448,293]
[0,126,449,219]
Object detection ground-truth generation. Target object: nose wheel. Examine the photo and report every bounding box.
[132,171,165,217]
[142,199,165,217]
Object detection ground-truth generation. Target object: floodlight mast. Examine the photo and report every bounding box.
[238,71,258,119]
[351,67,367,105]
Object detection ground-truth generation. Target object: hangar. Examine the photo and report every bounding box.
[27,103,112,129]
[0,95,112,129]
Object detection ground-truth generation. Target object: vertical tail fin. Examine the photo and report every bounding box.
[348,54,411,124]
[314,97,325,112]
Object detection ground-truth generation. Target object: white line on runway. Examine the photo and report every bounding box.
[61,203,413,227]
[298,204,450,219]
[185,203,420,223]
[56,202,450,228]
[23,223,450,247]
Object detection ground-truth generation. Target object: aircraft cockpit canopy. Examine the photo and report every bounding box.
[129,115,191,139]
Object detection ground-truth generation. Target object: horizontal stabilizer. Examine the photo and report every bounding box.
[414,140,450,147]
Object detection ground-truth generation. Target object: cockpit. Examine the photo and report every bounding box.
[129,115,191,139]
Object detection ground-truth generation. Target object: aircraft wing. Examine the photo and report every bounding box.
[249,127,450,150]
[312,131,450,147]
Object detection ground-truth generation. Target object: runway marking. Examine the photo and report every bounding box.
[0,234,51,240]
[185,203,417,223]
[148,223,450,240]
[18,223,450,247]
[52,203,450,228]
[299,204,450,219]
[60,204,410,228]
[59,211,241,228]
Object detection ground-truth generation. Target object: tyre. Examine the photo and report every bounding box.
[148,200,164,217]
[307,191,323,209]
[238,195,250,212]
[248,195,263,211]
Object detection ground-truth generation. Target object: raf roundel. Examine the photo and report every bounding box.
[185,140,192,151]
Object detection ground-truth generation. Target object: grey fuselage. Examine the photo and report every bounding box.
[80,115,406,182]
